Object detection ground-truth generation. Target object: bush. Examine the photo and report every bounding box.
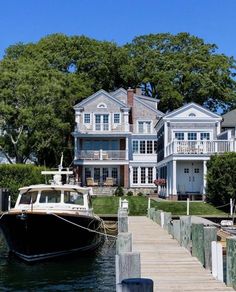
[0,164,46,203]
[126,191,133,196]
[114,186,124,197]
[137,192,144,196]
[206,153,236,206]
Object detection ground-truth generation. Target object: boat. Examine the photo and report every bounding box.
[0,168,104,262]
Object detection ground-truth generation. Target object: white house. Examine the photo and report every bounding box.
[72,88,164,191]
[155,103,236,199]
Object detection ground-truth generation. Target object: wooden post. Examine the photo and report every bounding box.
[116,233,132,255]
[163,212,171,231]
[148,208,155,220]
[118,209,128,233]
[187,198,190,215]
[121,278,153,292]
[212,241,223,282]
[160,211,164,228]
[226,237,236,288]
[172,220,181,243]
[204,226,217,270]
[180,216,191,251]
[191,223,205,266]
[148,197,151,210]
[116,252,141,289]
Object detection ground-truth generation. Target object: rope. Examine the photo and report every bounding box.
[213,202,230,209]
[51,213,117,239]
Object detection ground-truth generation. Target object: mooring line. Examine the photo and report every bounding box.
[51,213,117,239]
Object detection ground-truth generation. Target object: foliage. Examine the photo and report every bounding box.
[91,196,227,216]
[126,190,133,196]
[121,33,236,112]
[0,164,46,203]
[206,153,236,206]
[114,186,124,197]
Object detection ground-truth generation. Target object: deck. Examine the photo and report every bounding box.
[129,216,234,292]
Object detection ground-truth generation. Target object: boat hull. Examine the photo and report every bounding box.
[0,212,103,262]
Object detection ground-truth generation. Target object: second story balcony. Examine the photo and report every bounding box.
[75,123,131,133]
[76,150,128,161]
[166,140,236,157]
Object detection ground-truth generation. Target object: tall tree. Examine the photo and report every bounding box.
[121,33,236,112]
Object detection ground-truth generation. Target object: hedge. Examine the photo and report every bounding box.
[0,164,45,203]
[206,152,236,206]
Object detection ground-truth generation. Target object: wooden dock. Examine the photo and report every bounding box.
[129,216,234,292]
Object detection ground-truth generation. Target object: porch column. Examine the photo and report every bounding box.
[166,163,169,198]
[129,166,133,187]
[203,160,207,195]
[172,160,177,195]
[124,165,129,188]
[74,137,78,159]
[125,137,129,160]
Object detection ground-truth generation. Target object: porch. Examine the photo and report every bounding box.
[166,140,235,156]
[77,150,128,160]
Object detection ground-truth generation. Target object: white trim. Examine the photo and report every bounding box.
[83,112,91,124]
[97,102,107,109]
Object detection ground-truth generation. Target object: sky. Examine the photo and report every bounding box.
[0,0,236,59]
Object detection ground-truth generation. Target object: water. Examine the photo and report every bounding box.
[0,234,116,292]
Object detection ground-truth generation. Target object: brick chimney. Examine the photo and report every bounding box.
[127,88,134,107]
[127,88,134,125]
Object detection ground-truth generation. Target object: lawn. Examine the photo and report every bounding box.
[92,196,228,216]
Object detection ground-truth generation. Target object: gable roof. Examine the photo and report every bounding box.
[163,102,221,120]
[74,89,128,110]
[134,96,164,116]
[222,108,236,127]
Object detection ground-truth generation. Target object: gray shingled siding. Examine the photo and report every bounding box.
[133,99,159,125]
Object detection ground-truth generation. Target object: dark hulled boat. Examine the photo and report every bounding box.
[0,170,104,262]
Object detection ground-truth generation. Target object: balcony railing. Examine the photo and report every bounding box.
[77,150,128,160]
[75,124,131,133]
[166,140,236,156]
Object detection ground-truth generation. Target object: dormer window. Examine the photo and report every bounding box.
[97,103,107,109]
[189,113,196,117]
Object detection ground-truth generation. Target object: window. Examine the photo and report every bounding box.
[189,113,196,117]
[200,133,210,140]
[194,168,200,173]
[175,132,184,140]
[141,167,146,184]
[84,113,90,124]
[40,190,61,203]
[132,141,139,153]
[133,167,138,184]
[148,168,153,183]
[111,168,118,185]
[97,103,107,108]
[113,113,120,124]
[64,191,84,205]
[154,141,157,153]
[184,168,189,173]
[138,121,151,133]
[85,168,91,180]
[188,132,197,140]
[95,114,109,131]
[147,141,153,154]
[140,141,146,154]
[19,191,38,204]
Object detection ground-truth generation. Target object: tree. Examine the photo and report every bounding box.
[121,33,236,112]
[206,153,236,206]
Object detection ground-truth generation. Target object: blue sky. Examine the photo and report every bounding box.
[0,0,236,59]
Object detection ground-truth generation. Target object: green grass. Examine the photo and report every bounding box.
[92,196,228,216]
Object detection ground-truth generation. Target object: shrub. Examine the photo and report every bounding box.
[206,153,236,206]
[137,192,144,196]
[0,164,46,203]
[114,186,124,197]
[126,191,133,196]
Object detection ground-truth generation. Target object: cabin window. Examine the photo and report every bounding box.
[19,191,38,204]
[40,190,61,203]
[64,191,84,205]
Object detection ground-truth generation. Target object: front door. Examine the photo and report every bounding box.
[178,162,203,193]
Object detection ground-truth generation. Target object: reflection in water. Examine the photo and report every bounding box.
[0,232,116,292]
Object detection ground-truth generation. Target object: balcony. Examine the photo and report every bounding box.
[75,123,131,133]
[166,140,236,156]
[77,150,128,160]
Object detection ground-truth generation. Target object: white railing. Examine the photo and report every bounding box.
[75,124,132,132]
[166,140,235,156]
[78,150,128,160]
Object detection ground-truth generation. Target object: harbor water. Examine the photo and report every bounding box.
[0,232,116,292]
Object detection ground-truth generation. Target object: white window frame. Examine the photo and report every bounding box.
[113,113,121,124]
[93,113,110,131]
[137,120,152,134]
[84,113,91,124]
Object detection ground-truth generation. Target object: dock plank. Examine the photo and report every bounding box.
[129,216,234,292]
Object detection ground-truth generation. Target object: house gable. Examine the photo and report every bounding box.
[164,102,221,121]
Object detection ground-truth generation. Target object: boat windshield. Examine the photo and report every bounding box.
[39,190,61,203]
[64,191,84,205]
[19,191,38,204]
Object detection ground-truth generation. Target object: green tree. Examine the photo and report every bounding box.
[206,153,236,206]
[121,33,236,112]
